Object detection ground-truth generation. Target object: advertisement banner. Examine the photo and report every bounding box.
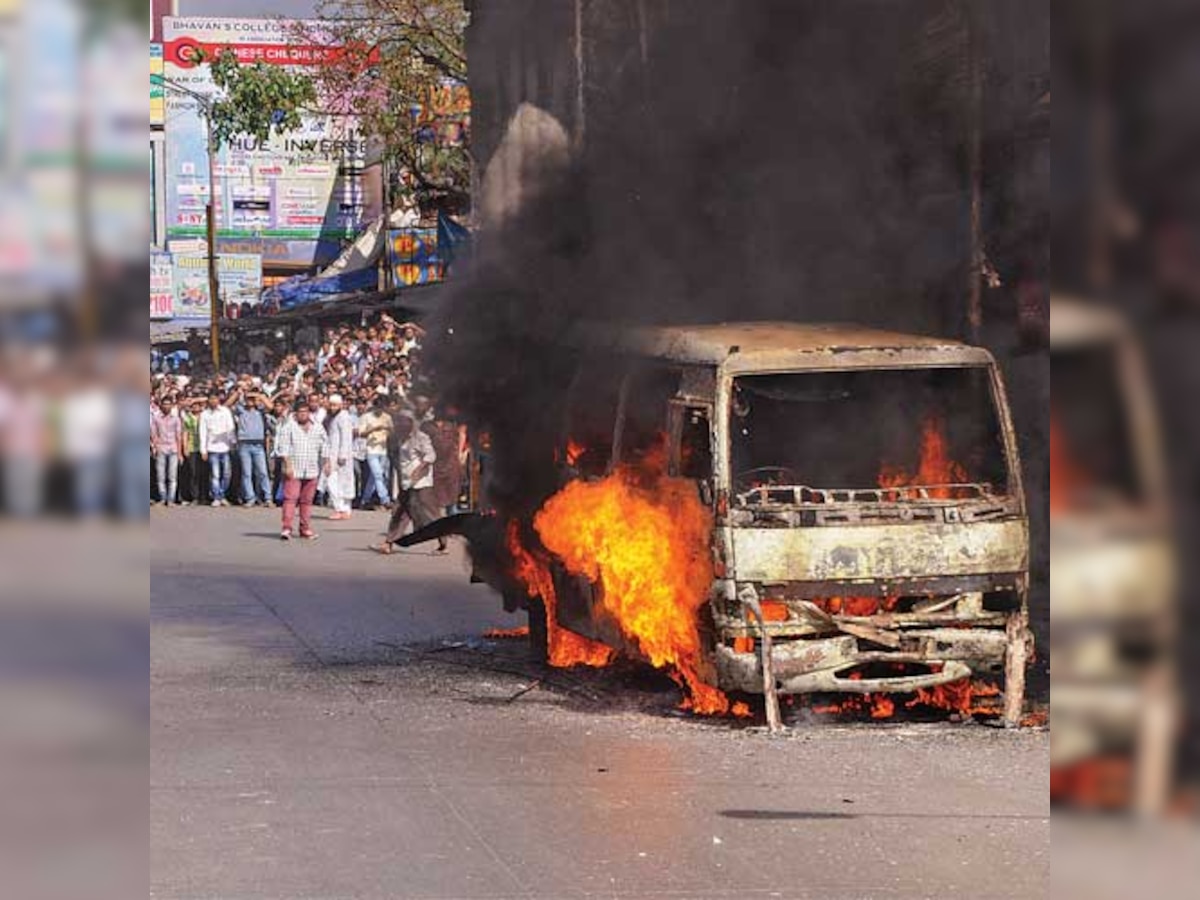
[151,251,174,319]
[162,17,377,268]
[386,228,444,287]
[171,252,263,320]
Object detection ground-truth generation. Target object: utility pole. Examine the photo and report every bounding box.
[573,0,587,151]
[151,73,223,370]
[965,0,984,345]
[206,109,221,371]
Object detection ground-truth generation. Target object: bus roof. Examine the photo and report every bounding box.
[566,321,992,368]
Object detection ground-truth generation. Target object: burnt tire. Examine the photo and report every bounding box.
[527,597,549,664]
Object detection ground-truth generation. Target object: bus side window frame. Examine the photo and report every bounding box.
[668,399,716,494]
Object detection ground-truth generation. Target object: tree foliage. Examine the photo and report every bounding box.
[207,49,318,149]
[203,1,471,209]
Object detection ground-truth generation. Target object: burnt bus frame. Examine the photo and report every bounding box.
[547,324,1031,726]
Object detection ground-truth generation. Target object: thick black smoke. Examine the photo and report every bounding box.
[432,0,1046,521]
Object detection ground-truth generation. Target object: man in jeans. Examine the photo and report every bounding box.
[198,393,236,506]
[274,399,328,541]
[231,387,272,507]
[356,391,393,509]
[151,396,184,506]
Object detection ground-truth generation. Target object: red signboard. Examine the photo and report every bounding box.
[164,37,378,69]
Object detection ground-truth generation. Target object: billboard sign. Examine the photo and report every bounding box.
[162,17,376,269]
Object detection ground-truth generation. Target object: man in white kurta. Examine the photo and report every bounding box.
[324,393,356,519]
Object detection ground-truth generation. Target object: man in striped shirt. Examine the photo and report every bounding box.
[274,400,330,541]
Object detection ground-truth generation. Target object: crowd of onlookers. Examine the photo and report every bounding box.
[149,313,470,538]
[0,344,150,519]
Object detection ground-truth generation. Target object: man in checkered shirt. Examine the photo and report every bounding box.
[274,399,330,541]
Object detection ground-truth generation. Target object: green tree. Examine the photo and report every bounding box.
[207,49,318,149]
[204,1,471,210]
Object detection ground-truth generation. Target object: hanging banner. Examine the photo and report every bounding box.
[151,251,174,319]
[171,252,262,320]
[162,17,378,268]
[386,228,444,287]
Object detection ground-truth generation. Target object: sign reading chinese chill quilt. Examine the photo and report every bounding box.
[162,17,379,268]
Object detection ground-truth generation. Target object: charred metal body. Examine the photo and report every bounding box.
[540,321,1032,725]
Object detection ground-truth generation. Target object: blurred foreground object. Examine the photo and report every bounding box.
[1054,818,1200,900]
[0,520,146,900]
[1050,296,1180,816]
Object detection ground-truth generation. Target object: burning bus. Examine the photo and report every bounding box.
[1050,298,1179,814]
[486,321,1032,726]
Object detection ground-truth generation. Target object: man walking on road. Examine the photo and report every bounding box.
[274,399,328,541]
[199,393,236,507]
[151,396,184,506]
[425,413,464,553]
[372,411,438,555]
[232,388,272,507]
[324,393,356,520]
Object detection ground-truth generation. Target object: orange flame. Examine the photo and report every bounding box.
[870,695,896,719]
[879,416,969,499]
[533,461,733,715]
[565,438,586,467]
[505,521,615,668]
[1050,756,1132,810]
[1050,413,1086,514]
[904,677,1001,717]
[483,625,531,639]
[813,676,1000,720]
[759,600,790,621]
[812,690,896,719]
[809,596,900,617]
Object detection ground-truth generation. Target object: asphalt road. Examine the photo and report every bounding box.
[151,505,1049,900]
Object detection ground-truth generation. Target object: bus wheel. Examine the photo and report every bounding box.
[527,597,548,664]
